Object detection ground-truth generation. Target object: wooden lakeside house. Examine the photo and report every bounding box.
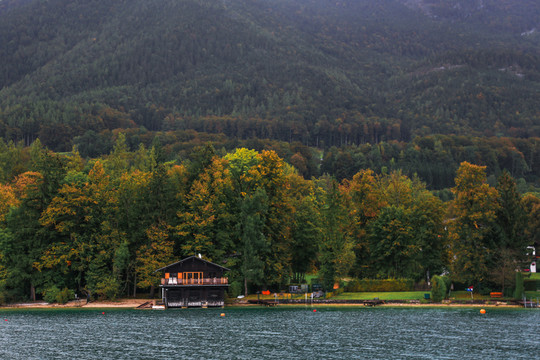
[156,256,230,308]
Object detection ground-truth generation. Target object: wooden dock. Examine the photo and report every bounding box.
[519,300,538,308]
[363,299,385,307]
[136,301,154,309]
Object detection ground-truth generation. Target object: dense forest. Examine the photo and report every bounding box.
[0,141,538,302]
[0,0,539,301]
[0,0,539,188]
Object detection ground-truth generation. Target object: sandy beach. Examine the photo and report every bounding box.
[2,298,152,309]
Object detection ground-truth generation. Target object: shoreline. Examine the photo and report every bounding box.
[1,299,527,310]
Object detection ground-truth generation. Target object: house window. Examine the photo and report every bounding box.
[182,272,203,284]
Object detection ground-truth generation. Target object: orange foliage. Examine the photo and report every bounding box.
[0,183,19,221]
[11,171,43,199]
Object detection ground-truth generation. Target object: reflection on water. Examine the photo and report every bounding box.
[1,307,538,359]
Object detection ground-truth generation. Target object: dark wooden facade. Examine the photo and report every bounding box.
[156,256,230,308]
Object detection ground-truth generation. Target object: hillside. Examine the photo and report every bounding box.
[0,0,539,186]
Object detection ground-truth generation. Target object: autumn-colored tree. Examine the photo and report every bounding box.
[342,170,445,280]
[449,162,499,288]
[177,157,235,261]
[0,184,19,222]
[367,173,445,281]
[222,148,294,287]
[38,161,123,299]
[251,150,294,287]
[1,144,67,301]
[340,169,384,277]
[11,171,42,199]
[136,222,174,297]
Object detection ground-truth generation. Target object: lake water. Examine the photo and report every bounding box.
[1,307,538,359]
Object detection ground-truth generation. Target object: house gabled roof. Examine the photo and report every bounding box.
[154,255,231,273]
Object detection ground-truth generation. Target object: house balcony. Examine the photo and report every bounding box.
[161,277,229,286]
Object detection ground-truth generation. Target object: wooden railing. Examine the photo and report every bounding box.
[161,277,228,285]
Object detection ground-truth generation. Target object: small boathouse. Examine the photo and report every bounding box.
[156,256,230,308]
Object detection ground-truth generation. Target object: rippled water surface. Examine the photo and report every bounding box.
[1,307,539,359]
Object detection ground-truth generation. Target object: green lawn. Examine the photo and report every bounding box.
[527,272,540,280]
[332,292,428,301]
[333,291,501,301]
[448,291,491,300]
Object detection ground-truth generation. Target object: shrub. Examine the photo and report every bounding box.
[56,287,74,304]
[441,276,452,296]
[94,276,120,300]
[345,279,360,291]
[479,286,493,296]
[344,278,414,292]
[524,279,539,292]
[430,275,447,302]
[43,286,60,303]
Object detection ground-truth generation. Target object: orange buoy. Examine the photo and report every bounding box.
[220,313,225,317]
[480,309,486,314]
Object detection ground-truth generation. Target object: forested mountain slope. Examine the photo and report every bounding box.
[0,0,539,185]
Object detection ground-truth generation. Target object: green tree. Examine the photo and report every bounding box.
[289,191,321,283]
[491,171,528,291]
[522,194,540,247]
[368,206,418,279]
[318,179,355,291]
[238,189,269,296]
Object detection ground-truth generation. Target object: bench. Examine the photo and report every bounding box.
[490,292,503,298]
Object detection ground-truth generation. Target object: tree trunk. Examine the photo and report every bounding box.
[133,272,137,298]
[244,277,248,297]
[150,285,155,299]
[30,284,36,302]
[501,266,505,293]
